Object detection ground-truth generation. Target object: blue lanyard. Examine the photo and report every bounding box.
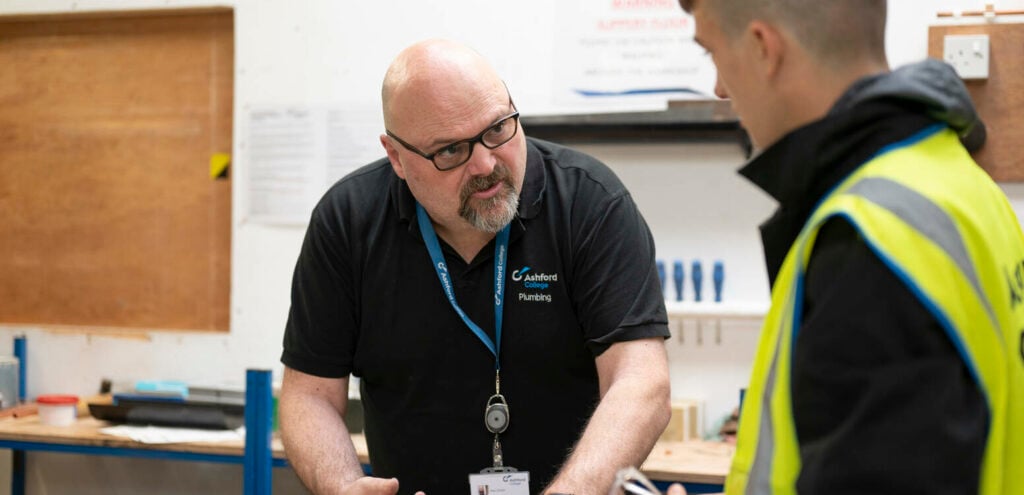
[416,203,510,371]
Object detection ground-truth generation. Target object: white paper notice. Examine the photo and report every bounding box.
[326,108,383,186]
[245,106,384,225]
[553,0,715,113]
[100,425,245,444]
[246,107,320,225]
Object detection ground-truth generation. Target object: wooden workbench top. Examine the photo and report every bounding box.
[0,415,282,458]
[0,416,732,484]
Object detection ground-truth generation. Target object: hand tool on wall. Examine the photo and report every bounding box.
[713,260,724,303]
[672,260,684,302]
[691,260,703,303]
[692,260,703,345]
[673,260,685,343]
[656,260,666,300]
[713,260,724,344]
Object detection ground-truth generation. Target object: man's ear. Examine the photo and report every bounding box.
[746,19,785,80]
[380,134,407,179]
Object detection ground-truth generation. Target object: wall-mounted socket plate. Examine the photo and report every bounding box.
[944,34,990,80]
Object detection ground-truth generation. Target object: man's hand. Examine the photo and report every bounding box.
[340,476,424,495]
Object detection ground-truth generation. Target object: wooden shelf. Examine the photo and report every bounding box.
[521,99,752,156]
[665,301,767,321]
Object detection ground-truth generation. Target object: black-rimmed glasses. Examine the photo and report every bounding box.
[386,107,520,171]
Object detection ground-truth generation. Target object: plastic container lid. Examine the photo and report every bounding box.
[37,395,78,405]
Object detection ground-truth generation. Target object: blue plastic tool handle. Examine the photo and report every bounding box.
[691,260,703,302]
[672,260,684,302]
[713,260,725,303]
[656,260,666,297]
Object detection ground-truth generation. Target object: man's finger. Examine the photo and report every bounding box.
[666,483,687,495]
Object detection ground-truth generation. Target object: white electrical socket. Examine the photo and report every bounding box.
[944,34,990,80]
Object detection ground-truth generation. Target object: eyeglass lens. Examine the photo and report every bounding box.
[434,114,518,170]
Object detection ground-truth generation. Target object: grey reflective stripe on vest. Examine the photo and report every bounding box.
[846,177,1001,337]
[746,298,786,495]
[745,344,778,495]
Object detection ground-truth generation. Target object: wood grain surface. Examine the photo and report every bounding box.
[0,9,234,332]
[928,23,1024,182]
[0,415,729,484]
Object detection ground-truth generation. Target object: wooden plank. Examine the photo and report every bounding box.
[0,9,233,331]
[641,440,733,484]
[0,415,285,458]
[928,23,1024,182]
[0,7,233,24]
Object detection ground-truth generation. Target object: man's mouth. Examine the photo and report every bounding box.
[471,181,504,199]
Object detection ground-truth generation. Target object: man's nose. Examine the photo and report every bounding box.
[714,75,729,99]
[463,141,497,176]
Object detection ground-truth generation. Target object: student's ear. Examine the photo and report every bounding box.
[746,19,786,80]
[380,134,407,179]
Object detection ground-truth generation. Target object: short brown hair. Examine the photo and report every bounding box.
[680,0,887,67]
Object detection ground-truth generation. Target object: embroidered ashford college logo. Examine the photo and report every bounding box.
[511,266,558,303]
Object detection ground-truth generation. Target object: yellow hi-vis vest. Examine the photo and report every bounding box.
[726,124,1024,495]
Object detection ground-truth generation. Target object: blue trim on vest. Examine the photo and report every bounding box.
[791,263,808,359]
[871,123,945,160]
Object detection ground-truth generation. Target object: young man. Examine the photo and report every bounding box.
[279,39,672,495]
[669,1,1024,494]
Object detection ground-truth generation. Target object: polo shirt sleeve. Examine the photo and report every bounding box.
[280,205,359,378]
[573,192,670,356]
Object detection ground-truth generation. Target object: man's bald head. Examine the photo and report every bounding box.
[381,39,506,132]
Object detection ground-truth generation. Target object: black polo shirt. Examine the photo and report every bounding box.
[282,137,669,495]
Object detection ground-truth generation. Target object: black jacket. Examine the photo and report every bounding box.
[739,59,988,495]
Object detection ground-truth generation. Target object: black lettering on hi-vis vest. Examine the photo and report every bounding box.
[1019,329,1024,364]
[1009,261,1024,310]
[1018,261,1024,292]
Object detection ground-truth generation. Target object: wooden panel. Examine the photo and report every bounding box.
[928,23,1024,181]
[0,9,233,331]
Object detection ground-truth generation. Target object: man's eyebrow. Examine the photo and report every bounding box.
[425,136,459,151]
[424,111,510,150]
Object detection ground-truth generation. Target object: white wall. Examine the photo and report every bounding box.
[1,0,1022,492]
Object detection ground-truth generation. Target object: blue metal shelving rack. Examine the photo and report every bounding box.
[0,336,285,495]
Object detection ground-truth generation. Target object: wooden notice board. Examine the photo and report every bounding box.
[928,23,1024,182]
[0,9,233,332]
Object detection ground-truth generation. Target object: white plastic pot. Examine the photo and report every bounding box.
[37,395,79,426]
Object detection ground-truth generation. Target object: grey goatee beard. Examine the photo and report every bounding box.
[459,164,519,233]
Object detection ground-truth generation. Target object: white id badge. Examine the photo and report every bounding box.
[468,471,530,495]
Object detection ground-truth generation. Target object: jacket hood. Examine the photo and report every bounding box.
[830,58,986,151]
[738,58,984,283]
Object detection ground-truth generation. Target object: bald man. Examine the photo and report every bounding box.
[278,39,671,495]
